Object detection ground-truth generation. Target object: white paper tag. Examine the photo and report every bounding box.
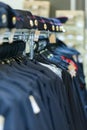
[25,41,30,53]
[34,30,40,42]
[69,69,76,77]
[29,95,40,114]
[0,115,5,130]
[9,28,16,43]
[49,33,56,44]
[68,64,76,77]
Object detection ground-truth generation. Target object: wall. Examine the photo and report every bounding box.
[36,0,85,17]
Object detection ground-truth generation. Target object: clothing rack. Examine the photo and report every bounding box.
[0,2,66,59]
[0,2,87,130]
[0,1,66,45]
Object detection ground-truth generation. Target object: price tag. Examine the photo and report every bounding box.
[49,33,56,44]
[25,41,30,53]
[34,30,40,42]
[68,64,76,77]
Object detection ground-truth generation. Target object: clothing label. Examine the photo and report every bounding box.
[29,95,40,114]
[34,30,40,42]
[49,33,56,44]
[0,115,5,130]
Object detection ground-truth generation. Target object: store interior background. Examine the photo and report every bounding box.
[0,0,87,87]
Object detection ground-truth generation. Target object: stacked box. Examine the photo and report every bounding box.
[83,29,87,86]
[23,0,50,17]
[56,10,85,52]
